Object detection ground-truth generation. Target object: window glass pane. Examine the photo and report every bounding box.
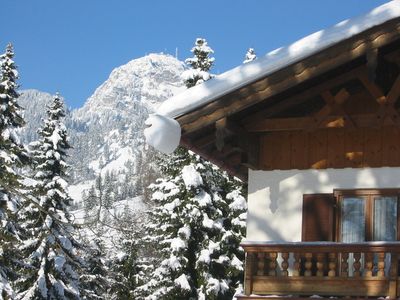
[374,196,397,241]
[342,197,365,242]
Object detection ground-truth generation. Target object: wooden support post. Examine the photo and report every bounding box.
[244,252,255,296]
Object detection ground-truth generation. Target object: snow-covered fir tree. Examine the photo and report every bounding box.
[16,94,84,299]
[78,238,109,300]
[243,48,256,63]
[182,38,215,88]
[135,148,247,300]
[0,43,28,299]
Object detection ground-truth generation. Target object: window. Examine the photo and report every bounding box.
[334,189,400,242]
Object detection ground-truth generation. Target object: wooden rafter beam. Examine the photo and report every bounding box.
[242,66,363,129]
[214,117,259,168]
[180,137,247,181]
[366,48,378,81]
[211,144,243,158]
[215,117,250,150]
[244,113,396,132]
[357,67,400,126]
[386,73,400,104]
[215,118,228,151]
[192,133,215,149]
[309,88,355,130]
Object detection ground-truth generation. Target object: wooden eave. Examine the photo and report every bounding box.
[176,18,400,182]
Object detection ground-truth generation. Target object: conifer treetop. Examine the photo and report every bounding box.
[185,38,215,72]
[182,38,215,88]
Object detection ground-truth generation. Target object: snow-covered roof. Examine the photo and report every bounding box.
[157,0,400,119]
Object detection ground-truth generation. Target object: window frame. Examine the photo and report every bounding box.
[334,189,400,242]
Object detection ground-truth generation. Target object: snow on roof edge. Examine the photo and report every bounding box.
[157,0,400,119]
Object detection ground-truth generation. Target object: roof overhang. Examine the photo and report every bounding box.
[145,1,400,182]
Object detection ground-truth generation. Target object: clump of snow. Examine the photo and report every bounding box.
[178,225,191,239]
[194,191,211,207]
[197,249,211,264]
[181,165,203,188]
[181,69,211,85]
[174,274,191,291]
[227,190,247,211]
[170,237,187,252]
[144,113,181,154]
[206,278,229,296]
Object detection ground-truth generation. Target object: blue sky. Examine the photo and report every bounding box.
[1,0,389,108]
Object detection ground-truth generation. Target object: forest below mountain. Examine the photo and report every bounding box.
[0,39,249,299]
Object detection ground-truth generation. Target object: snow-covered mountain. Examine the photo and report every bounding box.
[19,53,186,207]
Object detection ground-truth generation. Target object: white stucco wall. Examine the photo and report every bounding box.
[247,167,400,242]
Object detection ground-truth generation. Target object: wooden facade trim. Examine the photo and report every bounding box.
[259,126,400,170]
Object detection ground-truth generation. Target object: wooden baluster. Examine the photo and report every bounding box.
[341,252,349,277]
[244,252,255,296]
[293,253,301,277]
[328,253,337,277]
[268,252,278,276]
[281,252,289,276]
[364,252,373,277]
[377,252,385,277]
[316,253,325,277]
[353,252,362,277]
[305,253,313,277]
[257,252,265,276]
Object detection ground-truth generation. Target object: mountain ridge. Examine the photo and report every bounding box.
[18,53,186,207]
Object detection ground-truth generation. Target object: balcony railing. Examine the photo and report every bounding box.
[240,241,400,299]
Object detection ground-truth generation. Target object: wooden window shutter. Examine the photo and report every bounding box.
[302,193,335,241]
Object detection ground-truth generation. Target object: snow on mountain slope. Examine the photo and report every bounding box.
[74,53,185,122]
[70,53,184,183]
[19,54,186,208]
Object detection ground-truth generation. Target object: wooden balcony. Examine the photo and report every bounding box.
[239,241,400,299]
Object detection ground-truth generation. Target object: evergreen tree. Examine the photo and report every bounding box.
[0,43,28,299]
[108,235,140,300]
[83,185,98,222]
[79,238,109,300]
[135,148,246,300]
[243,48,256,64]
[16,94,83,299]
[182,38,215,88]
